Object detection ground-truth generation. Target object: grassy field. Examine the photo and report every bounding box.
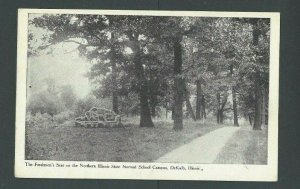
[26,118,225,162]
[214,125,268,164]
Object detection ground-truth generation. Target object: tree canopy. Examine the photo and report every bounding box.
[29,14,270,130]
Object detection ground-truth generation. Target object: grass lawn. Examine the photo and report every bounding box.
[26,118,225,162]
[214,125,268,164]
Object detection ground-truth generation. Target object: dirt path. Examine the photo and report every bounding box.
[156,126,241,163]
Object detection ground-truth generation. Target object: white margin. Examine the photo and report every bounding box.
[15,9,280,181]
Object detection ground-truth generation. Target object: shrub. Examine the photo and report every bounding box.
[26,112,54,128]
[53,111,75,124]
[27,90,65,117]
[74,95,112,117]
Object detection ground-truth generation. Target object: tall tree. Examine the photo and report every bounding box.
[234,18,270,129]
[184,82,196,121]
[195,80,202,120]
[173,36,185,130]
[230,64,239,126]
[159,17,212,129]
[252,19,262,130]
[110,32,119,114]
[107,15,167,127]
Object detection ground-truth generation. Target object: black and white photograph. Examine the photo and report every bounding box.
[15,9,279,181]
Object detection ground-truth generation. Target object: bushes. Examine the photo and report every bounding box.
[53,111,75,124]
[26,111,75,128]
[26,112,54,128]
[27,90,65,117]
[74,95,112,117]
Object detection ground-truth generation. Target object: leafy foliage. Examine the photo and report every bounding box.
[74,95,112,117]
[29,14,270,128]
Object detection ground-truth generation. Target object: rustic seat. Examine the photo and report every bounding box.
[75,107,121,128]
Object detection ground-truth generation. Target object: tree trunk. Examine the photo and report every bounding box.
[111,59,119,114]
[253,74,262,130]
[172,108,175,120]
[111,33,119,114]
[217,110,220,124]
[185,85,196,121]
[265,89,269,125]
[220,111,224,124]
[261,88,266,126]
[139,89,154,127]
[202,95,206,119]
[249,114,253,126]
[151,103,156,118]
[252,20,262,130]
[232,86,239,126]
[165,101,168,119]
[196,80,202,120]
[133,51,154,128]
[173,39,184,131]
[166,109,168,119]
[216,93,221,124]
[230,65,239,126]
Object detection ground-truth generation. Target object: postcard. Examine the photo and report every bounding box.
[15,9,279,181]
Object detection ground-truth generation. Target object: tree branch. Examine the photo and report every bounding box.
[37,39,97,51]
[64,40,89,46]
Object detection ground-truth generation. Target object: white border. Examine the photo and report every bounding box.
[15,9,280,181]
